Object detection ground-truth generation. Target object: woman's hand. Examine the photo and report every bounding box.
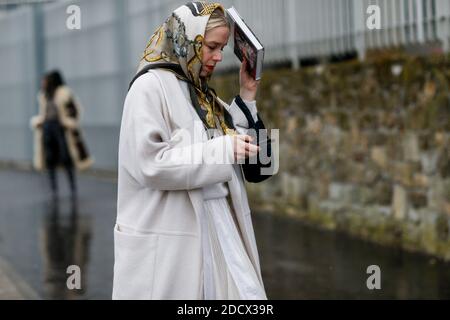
[232,134,260,161]
[30,116,44,129]
[239,58,259,101]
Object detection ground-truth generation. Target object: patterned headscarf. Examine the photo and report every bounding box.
[138,1,236,135]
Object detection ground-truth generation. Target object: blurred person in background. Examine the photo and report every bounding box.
[30,70,93,200]
[113,2,274,300]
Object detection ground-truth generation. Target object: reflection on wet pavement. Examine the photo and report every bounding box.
[41,199,91,299]
[0,169,114,299]
[256,211,450,299]
[0,169,449,299]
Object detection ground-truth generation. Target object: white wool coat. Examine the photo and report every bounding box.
[113,69,264,299]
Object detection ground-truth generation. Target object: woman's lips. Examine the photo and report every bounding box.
[205,65,214,71]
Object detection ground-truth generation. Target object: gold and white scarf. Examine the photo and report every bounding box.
[137,1,236,135]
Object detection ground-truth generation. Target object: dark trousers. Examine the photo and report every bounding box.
[43,119,76,194]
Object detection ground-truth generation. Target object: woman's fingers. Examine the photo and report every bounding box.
[239,59,245,79]
[233,134,260,161]
[240,57,246,71]
[245,141,259,152]
[236,134,253,143]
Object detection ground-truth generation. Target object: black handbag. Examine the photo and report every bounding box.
[233,95,274,183]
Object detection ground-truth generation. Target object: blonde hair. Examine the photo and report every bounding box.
[205,8,230,32]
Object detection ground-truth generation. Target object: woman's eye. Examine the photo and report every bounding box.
[206,44,225,52]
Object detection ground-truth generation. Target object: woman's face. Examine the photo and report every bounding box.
[200,26,229,77]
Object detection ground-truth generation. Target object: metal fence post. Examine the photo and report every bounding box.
[286,0,299,70]
[415,0,425,43]
[436,0,450,52]
[115,0,131,104]
[27,4,45,162]
[353,0,366,60]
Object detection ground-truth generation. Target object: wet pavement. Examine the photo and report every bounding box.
[0,168,449,299]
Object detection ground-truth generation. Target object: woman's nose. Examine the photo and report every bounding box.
[213,51,222,62]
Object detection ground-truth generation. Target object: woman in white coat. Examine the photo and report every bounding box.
[113,2,274,300]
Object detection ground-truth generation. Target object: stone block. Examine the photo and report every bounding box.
[372,180,393,205]
[347,163,366,184]
[420,150,439,175]
[329,182,354,204]
[385,135,404,161]
[437,147,450,178]
[427,178,449,210]
[413,173,429,188]
[409,190,428,209]
[407,208,421,223]
[353,185,375,205]
[281,173,306,206]
[403,132,420,162]
[443,202,450,217]
[435,131,446,147]
[392,161,420,187]
[371,146,388,168]
[286,117,298,135]
[316,174,330,200]
[305,115,322,134]
[392,184,408,220]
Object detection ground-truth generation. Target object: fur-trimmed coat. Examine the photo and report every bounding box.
[30,86,93,171]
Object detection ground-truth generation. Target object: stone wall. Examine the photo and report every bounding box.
[211,52,450,260]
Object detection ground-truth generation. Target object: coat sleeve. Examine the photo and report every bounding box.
[58,87,81,130]
[122,72,234,191]
[221,97,258,135]
[30,92,46,129]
